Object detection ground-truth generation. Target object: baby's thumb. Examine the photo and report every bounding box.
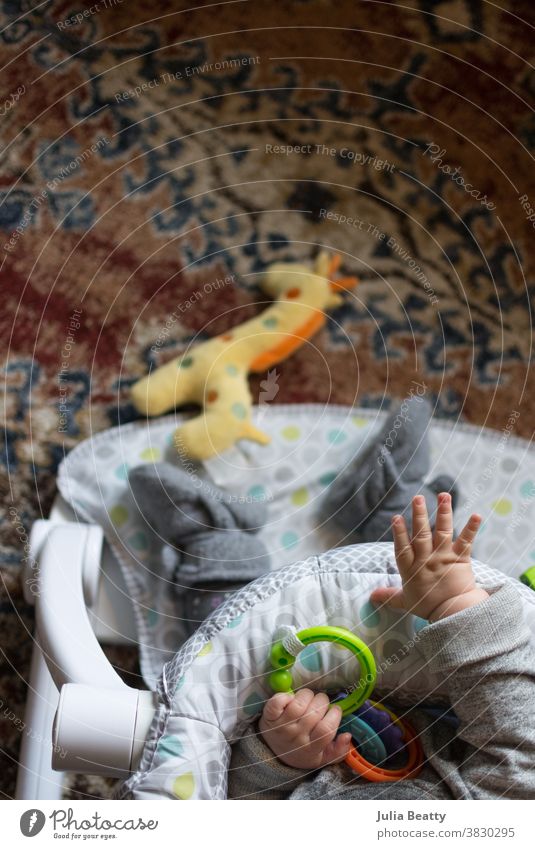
[321,732,352,766]
[370,586,406,611]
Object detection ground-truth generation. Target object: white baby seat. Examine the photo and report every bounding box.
[18,404,535,799]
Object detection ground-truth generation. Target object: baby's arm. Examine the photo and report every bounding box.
[373,494,535,799]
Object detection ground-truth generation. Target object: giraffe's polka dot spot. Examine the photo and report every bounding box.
[115,463,128,480]
[286,287,301,299]
[174,675,185,693]
[248,484,266,502]
[207,390,218,403]
[140,446,161,461]
[328,429,347,445]
[172,772,195,800]
[197,642,213,657]
[520,480,535,499]
[179,356,194,368]
[360,600,380,628]
[281,425,301,441]
[109,505,128,527]
[492,498,513,516]
[352,416,368,428]
[291,487,309,506]
[262,316,278,328]
[231,402,247,420]
[225,364,239,376]
[281,530,299,549]
[319,471,337,486]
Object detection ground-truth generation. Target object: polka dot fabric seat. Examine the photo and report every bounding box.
[58,404,535,690]
[56,404,535,799]
[115,544,535,799]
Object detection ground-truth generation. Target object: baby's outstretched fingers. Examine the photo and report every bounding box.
[452,513,482,558]
[391,514,414,572]
[411,495,433,559]
[433,492,454,548]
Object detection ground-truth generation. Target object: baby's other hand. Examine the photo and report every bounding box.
[259,689,352,769]
[371,493,488,622]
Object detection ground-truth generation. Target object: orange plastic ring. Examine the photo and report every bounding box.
[344,703,424,783]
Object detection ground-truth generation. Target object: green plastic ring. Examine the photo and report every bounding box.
[520,567,535,591]
[268,625,377,716]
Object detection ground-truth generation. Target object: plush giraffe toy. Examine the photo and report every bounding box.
[131,252,358,460]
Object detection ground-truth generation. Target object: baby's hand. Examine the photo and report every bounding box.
[371,493,488,622]
[259,689,352,769]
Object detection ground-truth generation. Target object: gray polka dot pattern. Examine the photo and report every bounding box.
[117,544,535,800]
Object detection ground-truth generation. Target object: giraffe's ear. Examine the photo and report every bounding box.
[314,250,331,279]
[326,293,343,310]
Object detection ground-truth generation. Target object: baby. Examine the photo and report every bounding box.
[228,493,535,799]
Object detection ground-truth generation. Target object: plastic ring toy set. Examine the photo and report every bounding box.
[268,625,424,782]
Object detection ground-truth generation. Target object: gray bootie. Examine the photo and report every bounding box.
[128,463,271,633]
[321,396,458,541]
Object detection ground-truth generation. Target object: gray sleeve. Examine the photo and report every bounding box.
[419,582,535,799]
[227,724,308,799]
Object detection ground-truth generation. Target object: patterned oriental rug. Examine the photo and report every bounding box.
[1,0,534,798]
